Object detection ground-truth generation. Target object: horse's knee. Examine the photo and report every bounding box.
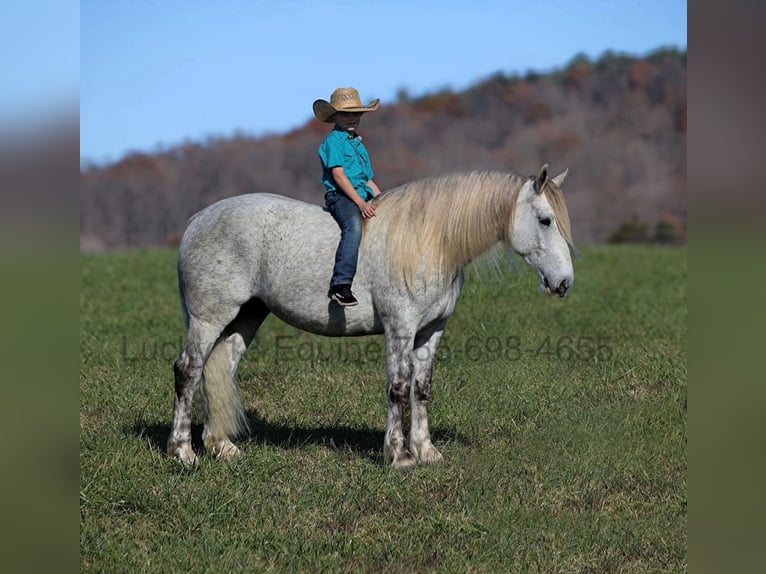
[173,351,191,393]
[174,349,190,373]
[388,379,410,405]
[414,371,432,403]
[388,353,412,405]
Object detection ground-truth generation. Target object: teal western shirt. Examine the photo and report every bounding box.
[318,126,375,200]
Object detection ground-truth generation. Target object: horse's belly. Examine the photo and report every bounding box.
[265,292,384,337]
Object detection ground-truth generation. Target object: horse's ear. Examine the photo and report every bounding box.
[552,168,569,188]
[534,163,549,194]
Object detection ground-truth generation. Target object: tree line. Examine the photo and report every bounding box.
[80,48,686,250]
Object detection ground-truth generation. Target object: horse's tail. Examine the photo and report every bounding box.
[200,334,250,441]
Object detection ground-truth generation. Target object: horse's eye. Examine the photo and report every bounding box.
[539,217,552,227]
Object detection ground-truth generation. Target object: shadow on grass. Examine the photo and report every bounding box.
[129,411,469,464]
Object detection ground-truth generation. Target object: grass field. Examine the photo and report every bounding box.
[80,245,686,572]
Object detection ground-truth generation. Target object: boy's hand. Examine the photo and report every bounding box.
[359,202,377,218]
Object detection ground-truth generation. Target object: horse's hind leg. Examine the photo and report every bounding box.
[199,333,247,460]
[168,318,225,465]
[201,301,269,459]
[409,321,446,464]
[383,329,417,471]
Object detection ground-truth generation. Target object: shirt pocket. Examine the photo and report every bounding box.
[343,151,362,173]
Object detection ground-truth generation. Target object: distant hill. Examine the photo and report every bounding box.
[80,48,686,250]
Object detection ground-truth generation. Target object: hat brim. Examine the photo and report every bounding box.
[313,98,380,123]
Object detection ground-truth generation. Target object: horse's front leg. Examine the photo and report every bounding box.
[409,321,446,464]
[383,330,417,471]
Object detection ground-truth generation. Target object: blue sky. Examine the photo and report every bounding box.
[0,1,79,129]
[79,0,686,164]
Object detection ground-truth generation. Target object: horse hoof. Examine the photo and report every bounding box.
[392,451,417,472]
[410,440,443,464]
[169,444,198,466]
[208,440,241,460]
[418,446,444,464]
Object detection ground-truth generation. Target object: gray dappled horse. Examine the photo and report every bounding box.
[168,164,574,470]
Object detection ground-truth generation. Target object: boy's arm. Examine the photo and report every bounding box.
[368,179,382,197]
[330,166,363,206]
[331,166,377,218]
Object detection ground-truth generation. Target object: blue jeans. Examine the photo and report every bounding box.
[325,191,362,287]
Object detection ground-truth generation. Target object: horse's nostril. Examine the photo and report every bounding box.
[557,279,568,295]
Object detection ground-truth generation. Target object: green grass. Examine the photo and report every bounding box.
[80,245,686,572]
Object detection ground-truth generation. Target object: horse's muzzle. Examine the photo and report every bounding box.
[543,276,570,297]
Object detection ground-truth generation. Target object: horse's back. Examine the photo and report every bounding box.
[177,193,385,335]
[182,193,332,254]
[180,193,331,281]
[184,193,327,238]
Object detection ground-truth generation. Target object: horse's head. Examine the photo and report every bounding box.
[509,164,574,297]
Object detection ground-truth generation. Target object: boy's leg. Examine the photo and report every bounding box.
[327,192,362,288]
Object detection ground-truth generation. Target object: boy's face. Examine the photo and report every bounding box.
[333,111,363,133]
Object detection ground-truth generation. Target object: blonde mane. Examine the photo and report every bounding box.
[368,170,572,288]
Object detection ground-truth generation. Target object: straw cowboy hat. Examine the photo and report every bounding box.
[313,87,380,122]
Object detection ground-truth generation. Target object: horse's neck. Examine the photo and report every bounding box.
[461,180,516,257]
[376,172,519,288]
